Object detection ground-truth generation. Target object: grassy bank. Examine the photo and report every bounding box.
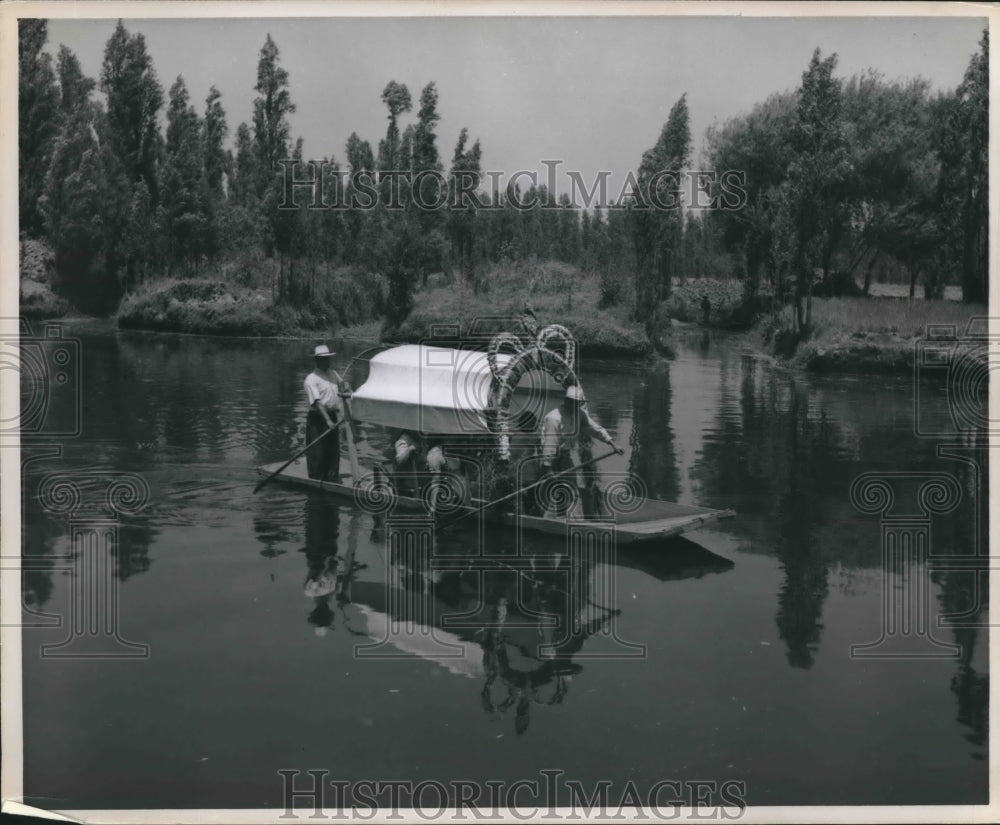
[763,295,984,374]
[117,255,387,337]
[86,247,993,377]
[118,280,306,336]
[393,261,653,358]
[113,259,654,357]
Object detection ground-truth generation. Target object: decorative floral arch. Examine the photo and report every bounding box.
[487,323,579,460]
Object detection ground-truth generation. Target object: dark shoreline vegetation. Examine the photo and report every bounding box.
[25,237,985,375]
[18,21,988,376]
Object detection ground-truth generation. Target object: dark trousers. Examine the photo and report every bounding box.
[306,409,341,481]
[541,448,603,518]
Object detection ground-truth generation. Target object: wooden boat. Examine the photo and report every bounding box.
[257,458,734,543]
[258,341,735,543]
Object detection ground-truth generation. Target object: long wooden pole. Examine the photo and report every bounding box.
[339,392,362,485]
[253,420,344,494]
[327,364,363,486]
[438,448,618,530]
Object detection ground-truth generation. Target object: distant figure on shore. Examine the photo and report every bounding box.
[539,385,622,517]
[304,344,343,481]
[701,294,711,326]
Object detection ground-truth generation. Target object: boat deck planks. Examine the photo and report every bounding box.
[256,460,735,544]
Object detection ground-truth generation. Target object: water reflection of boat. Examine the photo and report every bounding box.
[306,525,734,735]
[615,536,735,581]
[259,339,735,544]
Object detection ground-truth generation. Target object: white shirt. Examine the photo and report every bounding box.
[304,370,341,412]
[541,404,612,463]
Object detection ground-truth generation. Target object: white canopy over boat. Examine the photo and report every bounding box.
[349,344,563,435]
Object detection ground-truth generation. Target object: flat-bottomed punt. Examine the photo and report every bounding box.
[257,458,735,543]
[258,338,735,544]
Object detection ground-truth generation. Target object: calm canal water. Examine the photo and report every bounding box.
[20,323,988,809]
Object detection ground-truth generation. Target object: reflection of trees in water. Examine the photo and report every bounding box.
[688,361,841,667]
[21,453,158,607]
[20,511,154,609]
[21,328,338,610]
[114,520,155,580]
[110,334,309,464]
[773,384,835,669]
[692,355,982,674]
[628,366,680,502]
[693,360,839,667]
[22,448,64,609]
[22,331,349,603]
[932,442,989,757]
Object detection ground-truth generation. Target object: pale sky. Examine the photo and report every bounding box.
[45,14,985,202]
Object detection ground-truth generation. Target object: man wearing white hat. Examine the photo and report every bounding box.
[539,384,623,516]
[304,344,344,480]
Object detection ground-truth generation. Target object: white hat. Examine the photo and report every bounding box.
[565,384,586,402]
[314,344,334,357]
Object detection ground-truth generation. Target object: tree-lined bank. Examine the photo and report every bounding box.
[18,20,988,370]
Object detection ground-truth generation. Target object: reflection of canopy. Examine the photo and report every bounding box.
[348,603,484,679]
[349,344,563,435]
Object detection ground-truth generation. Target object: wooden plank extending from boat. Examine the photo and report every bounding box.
[256,459,736,544]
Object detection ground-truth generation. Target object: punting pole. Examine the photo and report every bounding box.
[253,420,345,494]
[339,391,362,484]
[438,448,618,530]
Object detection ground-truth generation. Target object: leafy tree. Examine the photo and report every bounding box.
[631,93,691,324]
[316,156,345,262]
[40,33,135,311]
[346,131,375,174]
[376,80,412,175]
[274,137,306,302]
[785,49,850,333]
[41,104,131,313]
[251,34,296,260]
[839,73,939,298]
[413,83,441,178]
[18,20,60,236]
[100,20,164,201]
[200,86,228,260]
[956,30,988,303]
[161,76,210,272]
[556,193,581,263]
[203,86,228,200]
[252,35,295,196]
[55,44,95,120]
[229,122,257,207]
[412,83,447,285]
[706,91,796,300]
[448,127,482,285]
[341,132,376,264]
[123,180,159,288]
[380,216,420,337]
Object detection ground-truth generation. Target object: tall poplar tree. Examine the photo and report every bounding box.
[251,34,296,256]
[100,20,164,202]
[631,93,691,322]
[161,76,209,272]
[18,20,60,236]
